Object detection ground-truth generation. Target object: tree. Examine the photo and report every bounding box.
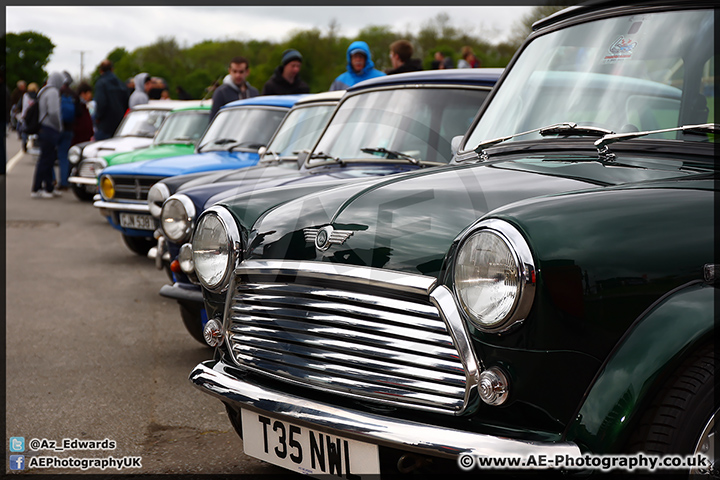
[4,31,55,88]
[355,25,397,73]
[507,5,570,48]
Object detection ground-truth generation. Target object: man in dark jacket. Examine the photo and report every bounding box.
[210,56,259,119]
[386,40,423,75]
[93,59,128,140]
[261,49,310,96]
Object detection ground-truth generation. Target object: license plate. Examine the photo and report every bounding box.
[119,213,155,231]
[241,410,380,478]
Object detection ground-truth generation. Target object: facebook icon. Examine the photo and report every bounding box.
[9,455,25,470]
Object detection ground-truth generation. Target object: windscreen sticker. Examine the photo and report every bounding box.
[603,36,637,63]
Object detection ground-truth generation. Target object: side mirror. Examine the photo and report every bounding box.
[451,135,464,155]
[257,146,267,157]
[296,150,309,168]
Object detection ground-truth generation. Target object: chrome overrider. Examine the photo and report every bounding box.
[190,259,583,459]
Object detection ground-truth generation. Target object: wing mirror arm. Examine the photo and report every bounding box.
[297,150,309,168]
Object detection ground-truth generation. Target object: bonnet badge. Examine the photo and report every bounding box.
[304,225,354,251]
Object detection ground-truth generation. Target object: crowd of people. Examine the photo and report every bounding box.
[7,39,481,199]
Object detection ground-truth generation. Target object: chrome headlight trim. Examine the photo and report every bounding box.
[160,194,196,243]
[148,182,171,218]
[191,206,241,293]
[453,218,536,334]
[68,145,82,164]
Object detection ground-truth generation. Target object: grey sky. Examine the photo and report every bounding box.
[6,6,532,82]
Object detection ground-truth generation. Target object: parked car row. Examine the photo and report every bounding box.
[69,2,715,477]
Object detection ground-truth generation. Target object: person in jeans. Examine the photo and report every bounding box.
[56,72,76,191]
[31,72,63,198]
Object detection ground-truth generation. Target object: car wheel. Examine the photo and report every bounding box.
[121,234,155,256]
[627,343,716,475]
[71,183,95,202]
[179,302,208,346]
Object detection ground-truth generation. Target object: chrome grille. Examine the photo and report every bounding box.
[78,160,102,178]
[110,175,165,202]
[225,260,471,414]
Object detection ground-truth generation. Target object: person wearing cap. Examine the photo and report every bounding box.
[261,49,310,96]
[210,56,259,120]
[329,40,385,91]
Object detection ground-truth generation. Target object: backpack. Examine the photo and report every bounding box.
[61,94,76,124]
[23,99,42,135]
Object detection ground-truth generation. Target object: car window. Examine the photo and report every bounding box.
[313,87,490,164]
[466,9,714,147]
[199,107,288,151]
[115,109,169,138]
[261,105,336,159]
[153,111,210,145]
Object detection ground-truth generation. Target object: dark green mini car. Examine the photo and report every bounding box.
[189,2,716,477]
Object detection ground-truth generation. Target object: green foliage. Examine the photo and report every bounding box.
[84,19,522,98]
[4,31,55,88]
[507,5,570,49]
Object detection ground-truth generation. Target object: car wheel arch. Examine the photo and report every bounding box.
[563,280,715,454]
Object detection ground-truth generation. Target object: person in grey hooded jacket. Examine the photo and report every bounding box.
[32,71,63,198]
[128,72,151,108]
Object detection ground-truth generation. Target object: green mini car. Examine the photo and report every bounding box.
[100,103,211,169]
[189,2,716,477]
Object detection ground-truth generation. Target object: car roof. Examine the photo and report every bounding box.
[130,100,209,112]
[170,103,212,113]
[223,94,309,110]
[294,90,346,105]
[532,1,715,31]
[347,68,504,91]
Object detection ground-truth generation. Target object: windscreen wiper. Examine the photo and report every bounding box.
[360,147,419,164]
[228,141,263,152]
[197,138,237,152]
[595,123,718,161]
[309,151,343,164]
[467,122,616,162]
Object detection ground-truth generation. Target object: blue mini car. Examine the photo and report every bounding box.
[154,69,503,344]
[93,94,306,255]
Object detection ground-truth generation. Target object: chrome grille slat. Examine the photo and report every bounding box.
[109,175,165,201]
[230,348,466,410]
[230,301,454,347]
[227,319,463,374]
[241,283,441,321]
[229,340,466,396]
[226,261,471,414]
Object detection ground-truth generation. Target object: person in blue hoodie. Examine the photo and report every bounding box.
[329,41,385,91]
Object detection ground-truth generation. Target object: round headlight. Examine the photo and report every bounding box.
[454,219,535,333]
[192,207,240,292]
[100,175,115,200]
[69,145,82,164]
[148,182,170,218]
[161,195,195,243]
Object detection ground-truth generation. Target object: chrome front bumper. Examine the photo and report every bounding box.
[190,360,582,460]
[93,200,150,213]
[68,175,97,185]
